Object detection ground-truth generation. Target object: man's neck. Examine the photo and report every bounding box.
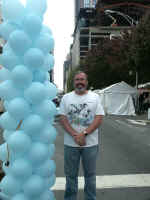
[74,90,88,96]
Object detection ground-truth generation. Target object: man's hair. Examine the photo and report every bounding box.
[73,71,88,80]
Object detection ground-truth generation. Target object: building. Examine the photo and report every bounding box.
[63,0,150,91]
[75,0,97,23]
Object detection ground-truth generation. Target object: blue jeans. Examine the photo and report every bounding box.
[64,145,99,200]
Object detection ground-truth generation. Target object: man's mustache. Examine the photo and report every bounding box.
[76,83,85,87]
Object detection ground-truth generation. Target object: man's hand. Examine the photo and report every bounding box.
[73,133,86,146]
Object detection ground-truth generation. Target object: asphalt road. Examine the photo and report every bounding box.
[53,115,150,200]
[0,115,150,200]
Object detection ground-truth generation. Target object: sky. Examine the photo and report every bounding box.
[44,0,74,90]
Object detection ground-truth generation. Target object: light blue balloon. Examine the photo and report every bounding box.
[9,30,32,55]
[32,100,57,119]
[39,190,55,200]
[0,67,11,82]
[0,80,22,100]
[3,100,9,110]
[45,174,56,188]
[48,144,55,158]
[11,159,32,179]
[26,0,47,16]
[35,159,56,177]
[34,33,54,54]
[24,82,47,104]
[29,142,49,164]
[8,131,31,154]
[22,114,44,136]
[41,25,52,35]
[2,0,25,21]
[24,48,44,70]
[23,14,42,36]
[0,143,7,162]
[45,72,50,81]
[23,175,45,197]
[12,65,33,89]
[33,69,46,83]
[3,130,13,141]
[0,175,21,196]
[43,54,54,71]
[38,124,57,144]
[0,112,18,130]
[0,21,17,40]
[7,97,30,120]
[44,81,58,100]
[12,193,29,200]
[0,50,20,70]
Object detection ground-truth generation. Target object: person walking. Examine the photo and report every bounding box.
[59,71,104,200]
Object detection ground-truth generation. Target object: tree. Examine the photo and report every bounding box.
[129,11,150,84]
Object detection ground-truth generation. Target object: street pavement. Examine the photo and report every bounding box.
[0,114,150,199]
[53,114,150,200]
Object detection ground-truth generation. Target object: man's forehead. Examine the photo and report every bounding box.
[75,73,86,78]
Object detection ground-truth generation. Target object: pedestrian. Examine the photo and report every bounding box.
[59,71,104,200]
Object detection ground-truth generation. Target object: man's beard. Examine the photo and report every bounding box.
[74,84,87,93]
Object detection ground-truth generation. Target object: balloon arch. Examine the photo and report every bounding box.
[0,0,58,199]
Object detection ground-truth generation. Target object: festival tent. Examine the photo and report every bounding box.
[94,81,138,115]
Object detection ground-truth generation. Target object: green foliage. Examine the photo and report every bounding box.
[79,10,150,89]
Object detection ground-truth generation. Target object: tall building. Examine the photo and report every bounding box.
[75,0,97,23]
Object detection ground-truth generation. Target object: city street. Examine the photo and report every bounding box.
[0,115,150,199]
[53,115,150,200]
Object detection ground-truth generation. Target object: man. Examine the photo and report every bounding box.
[59,71,104,200]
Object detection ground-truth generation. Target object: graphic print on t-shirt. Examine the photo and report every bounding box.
[67,103,93,126]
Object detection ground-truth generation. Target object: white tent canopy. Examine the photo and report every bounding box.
[94,81,138,116]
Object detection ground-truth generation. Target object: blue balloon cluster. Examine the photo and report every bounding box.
[0,0,58,199]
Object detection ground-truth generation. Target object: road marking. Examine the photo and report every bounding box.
[127,119,147,126]
[51,174,150,190]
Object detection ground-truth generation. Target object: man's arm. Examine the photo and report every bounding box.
[59,115,86,146]
[73,115,103,146]
[83,115,103,135]
[59,115,78,137]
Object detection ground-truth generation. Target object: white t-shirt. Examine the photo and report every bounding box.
[59,91,105,147]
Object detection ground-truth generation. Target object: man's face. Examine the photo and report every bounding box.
[74,73,88,93]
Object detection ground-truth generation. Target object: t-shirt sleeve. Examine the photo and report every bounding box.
[95,95,105,116]
[59,96,67,116]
